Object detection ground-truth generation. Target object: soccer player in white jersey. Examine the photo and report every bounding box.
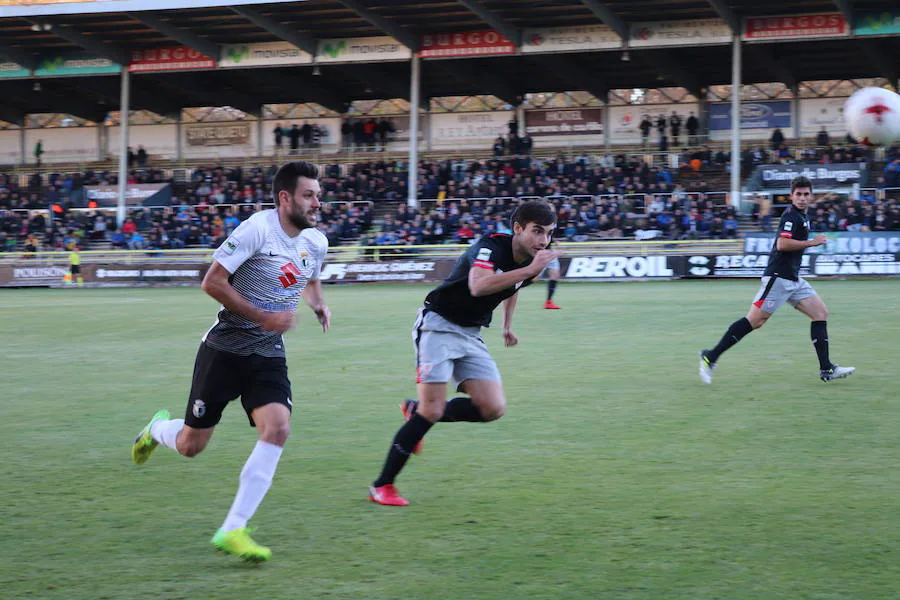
[131,161,330,562]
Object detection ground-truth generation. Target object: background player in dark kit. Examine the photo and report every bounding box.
[699,176,855,384]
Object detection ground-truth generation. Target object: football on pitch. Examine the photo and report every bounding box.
[843,86,900,146]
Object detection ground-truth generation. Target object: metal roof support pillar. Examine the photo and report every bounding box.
[257,109,264,158]
[117,67,130,228]
[791,84,800,140]
[425,103,432,151]
[176,111,183,161]
[406,54,421,209]
[603,91,611,150]
[729,34,741,209]
[19,124,26,167]
[698,88,709,145]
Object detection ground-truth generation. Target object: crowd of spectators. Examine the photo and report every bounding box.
[2,142,899,253]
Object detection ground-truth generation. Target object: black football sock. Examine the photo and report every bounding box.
[547,280,558,301]
[440,397,485,422]
[811,320,832,370]
[707,317,754,363]
[373,413,432,487]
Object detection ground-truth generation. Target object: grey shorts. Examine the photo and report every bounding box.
[412,308,501,385]
[752,276,817,314]
[540,257,561,277]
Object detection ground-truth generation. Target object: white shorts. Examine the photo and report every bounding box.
[752,276,817,314]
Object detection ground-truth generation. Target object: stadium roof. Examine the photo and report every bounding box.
[0,0,898,123]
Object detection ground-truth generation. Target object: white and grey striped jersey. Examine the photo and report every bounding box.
[203,209,328,357]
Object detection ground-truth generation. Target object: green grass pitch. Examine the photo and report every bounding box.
[1,280,897,600]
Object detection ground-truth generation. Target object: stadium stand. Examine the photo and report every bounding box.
[2,140,899,255]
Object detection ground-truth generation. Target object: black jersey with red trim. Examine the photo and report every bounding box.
[423,233,534,327]
[763,204,809,281]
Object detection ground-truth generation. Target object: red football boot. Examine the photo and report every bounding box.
[368,484,410,506]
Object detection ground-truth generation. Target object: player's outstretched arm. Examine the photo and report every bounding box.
[201,261,295,333]
[302,279,331,333]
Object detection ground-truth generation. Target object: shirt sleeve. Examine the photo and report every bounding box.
[212,216,265,273]
[471,238,500,270]
[310,233,329,281]
[778,212,798,239]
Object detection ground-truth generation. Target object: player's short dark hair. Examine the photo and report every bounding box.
[790,176,813,193]
[512,200,557,228]
[273,161,319,206]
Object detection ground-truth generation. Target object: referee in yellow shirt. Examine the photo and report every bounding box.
[68,245,83,286]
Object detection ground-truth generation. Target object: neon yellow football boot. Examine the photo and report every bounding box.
[131,409,170,465]
[211,527,272,562]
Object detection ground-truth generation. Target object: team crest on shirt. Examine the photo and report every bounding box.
[192,399,206,418]
[222,238,239,255]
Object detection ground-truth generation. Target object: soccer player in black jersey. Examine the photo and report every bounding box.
[369,200,560,506]
[699,176,855,384]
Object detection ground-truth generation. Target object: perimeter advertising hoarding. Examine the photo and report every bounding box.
[799,97,847,137]
[0,60,29,77]
[0,0,107,3]
[744,232,900,277]
[129,47,216,73]
[34,54,120,76]
[219,42,313,68]
[855,10,900,35]
[679,254,813,278]
[185,124,252,147]
[420,31,516,58]
[0,264,71,286]
[757,163,865,189]
[84,183,171,206]
[709,100,791,131]
[4,246,900,287]
[0,263,209,286]
[743,13,849,40]
[0,260,450,287]
[429,111,513,146]
[521,24,621,54]
[0,0,297,17]
[315,36,411,63]
[607,104,700,144]
[317,260,454,282]
[563,256,677,279]
[525,108,603,137]
[629,18,732,48]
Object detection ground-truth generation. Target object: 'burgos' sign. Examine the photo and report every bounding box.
[758,163,865,188]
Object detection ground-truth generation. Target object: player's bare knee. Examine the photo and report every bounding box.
[480,403,506,422]
[749,313,769,329]
[417,404,445,423]
[259,422,291,447]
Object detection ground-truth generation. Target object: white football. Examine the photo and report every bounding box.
[843,87,900,146]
